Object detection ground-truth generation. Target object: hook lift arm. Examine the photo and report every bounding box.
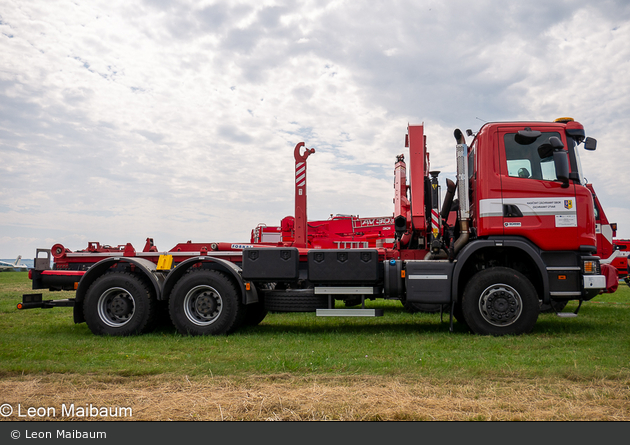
[294,142,316,248]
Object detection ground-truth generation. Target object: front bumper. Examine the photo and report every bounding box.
[583,275,606,300]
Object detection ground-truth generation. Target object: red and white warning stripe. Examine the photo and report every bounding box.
[296,162,306,187]
[432,208,439,237]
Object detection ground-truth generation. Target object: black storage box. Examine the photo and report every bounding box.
[307,249,380,283]
[241,247,299,281]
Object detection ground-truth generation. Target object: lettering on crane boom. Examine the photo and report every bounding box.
[355,217,394,228]
[231,244,254,250]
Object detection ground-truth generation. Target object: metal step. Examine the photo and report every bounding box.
[316,308,384,317]
[556,312,578,318]
[314,287,384,316]
[314,286,381,295]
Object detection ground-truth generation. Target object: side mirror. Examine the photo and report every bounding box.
[549,136,564,150]
[537,136,564,159]
[584,137,597,151]
[553,150,570,188]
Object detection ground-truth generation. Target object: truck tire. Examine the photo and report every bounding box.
[83,271,156,336]
[264,290,328,312]
[169,269,245,336]
[461,267,539,336]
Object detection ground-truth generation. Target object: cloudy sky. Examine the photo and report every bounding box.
[1,0,630,259]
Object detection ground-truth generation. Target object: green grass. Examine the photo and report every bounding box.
[1,271,629,380]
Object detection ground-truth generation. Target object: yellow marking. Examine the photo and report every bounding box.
[157,255,174,271]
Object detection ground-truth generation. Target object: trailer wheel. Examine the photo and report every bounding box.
[83,272,155,336]
[461,267,539,336]
[169,269,244,335]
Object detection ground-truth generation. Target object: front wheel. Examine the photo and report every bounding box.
[169,269,245,335]
[461,267,539,336]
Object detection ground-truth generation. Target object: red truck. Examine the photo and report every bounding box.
[588,183,629,284]
[20,118,611,336]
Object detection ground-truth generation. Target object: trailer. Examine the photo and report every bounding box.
[19,118,612,336]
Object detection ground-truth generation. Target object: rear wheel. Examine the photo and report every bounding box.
[169,269,245,335]
[83,271,156,336]
[461,267,539,336]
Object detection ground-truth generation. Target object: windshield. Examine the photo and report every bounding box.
[572,141,586,185]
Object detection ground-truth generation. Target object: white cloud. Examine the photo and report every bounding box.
[1,0,630,259]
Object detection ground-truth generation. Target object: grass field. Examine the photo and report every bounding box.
[1,271,629,420]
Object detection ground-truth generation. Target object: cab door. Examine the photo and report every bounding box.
[498,126,578,251]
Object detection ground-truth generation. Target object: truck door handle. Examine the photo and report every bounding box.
[503,204,523,218]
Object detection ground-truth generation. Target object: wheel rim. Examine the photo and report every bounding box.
[183,285,223,326]
[478,283,523,327]
[97,287,136,328]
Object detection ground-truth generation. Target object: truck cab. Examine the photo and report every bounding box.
[392,119,606,334]
[470,120,596,251]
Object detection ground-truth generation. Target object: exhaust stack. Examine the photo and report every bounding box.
[453,129,470,255]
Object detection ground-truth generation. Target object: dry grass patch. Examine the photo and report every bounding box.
[1,374,628,421]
